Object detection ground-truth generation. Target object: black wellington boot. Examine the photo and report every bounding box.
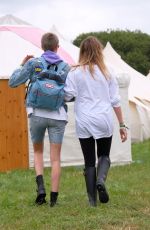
[96,156,110,203]
[35,175,46,205]
[50,192,58,207]
[84,167,97,207]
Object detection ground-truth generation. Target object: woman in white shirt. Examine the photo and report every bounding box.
[64,36,127,207]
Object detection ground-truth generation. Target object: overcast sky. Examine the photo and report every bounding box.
[0,0,150,41]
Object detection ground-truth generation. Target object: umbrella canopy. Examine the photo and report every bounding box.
[0,14,76,79]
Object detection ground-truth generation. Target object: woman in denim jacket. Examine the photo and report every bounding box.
[9,33,70,207]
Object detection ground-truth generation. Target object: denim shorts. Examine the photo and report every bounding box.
[29,115,67,144]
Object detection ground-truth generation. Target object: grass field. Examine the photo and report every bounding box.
[0,140,150,230]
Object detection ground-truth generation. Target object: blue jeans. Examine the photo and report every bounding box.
[29,115,67,144]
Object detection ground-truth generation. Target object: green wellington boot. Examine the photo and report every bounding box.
[84,167,97,207]
[96,156,110,203]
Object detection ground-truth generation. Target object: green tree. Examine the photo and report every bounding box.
[73,30,150,75]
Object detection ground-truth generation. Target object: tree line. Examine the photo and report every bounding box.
[73,30,150,76]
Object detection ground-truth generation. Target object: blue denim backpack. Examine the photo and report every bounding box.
[26,57,67,110]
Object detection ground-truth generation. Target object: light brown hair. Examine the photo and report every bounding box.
[78,36,109,79]
[41,33,59,51]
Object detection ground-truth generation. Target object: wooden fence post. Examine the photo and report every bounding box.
[0,80,29,172]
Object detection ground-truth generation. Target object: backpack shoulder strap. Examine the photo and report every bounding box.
[57,61,67,73]
[38,57,48,70]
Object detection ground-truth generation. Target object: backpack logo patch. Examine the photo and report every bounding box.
[35,66,42,73]
[45,83,54,88]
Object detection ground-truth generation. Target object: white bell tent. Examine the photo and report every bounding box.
[147,71,150,78]
[103,42,150,142]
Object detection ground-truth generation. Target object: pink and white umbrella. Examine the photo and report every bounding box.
[0,15,77,78]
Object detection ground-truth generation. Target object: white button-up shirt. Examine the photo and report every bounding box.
[64,65,121,139]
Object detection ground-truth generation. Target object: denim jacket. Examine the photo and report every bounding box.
[9,58,70,88]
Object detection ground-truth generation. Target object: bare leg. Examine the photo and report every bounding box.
[33,142,44,176]
[50,143,62,192]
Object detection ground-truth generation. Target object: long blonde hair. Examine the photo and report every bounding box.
[78,36,109,79]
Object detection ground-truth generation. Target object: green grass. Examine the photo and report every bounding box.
[0,140,150,230]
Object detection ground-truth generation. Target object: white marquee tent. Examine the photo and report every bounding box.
[103,42,150,142]
[147,71,150,78]
[0,14,132,167]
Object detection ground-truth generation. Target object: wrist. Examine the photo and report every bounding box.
[119,123,129,129]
